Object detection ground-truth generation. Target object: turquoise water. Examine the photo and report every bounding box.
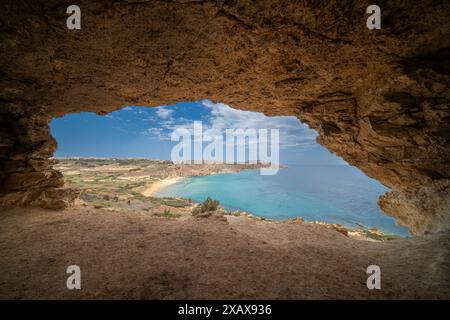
[155,165,409,236]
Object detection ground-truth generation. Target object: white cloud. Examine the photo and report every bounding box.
[141,100,318,149]
[201,100,317,148]
[142,127,170,140]
[155,107,174,120]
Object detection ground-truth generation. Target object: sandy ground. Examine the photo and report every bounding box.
[141,177,184,197]
[0,206,449,299]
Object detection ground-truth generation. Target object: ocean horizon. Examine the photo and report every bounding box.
[155,164,410,236]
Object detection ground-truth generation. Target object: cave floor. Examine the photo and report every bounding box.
[0,206,449,299]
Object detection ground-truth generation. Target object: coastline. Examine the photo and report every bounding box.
[140,177,404,239]
[140,167,257,199]
[141,177,184,197]
[54,158,405,237]
[138,164,266,198]
[139,170,406,237]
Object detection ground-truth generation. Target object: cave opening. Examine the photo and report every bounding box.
[49,100,409,237]
[1,0,449,300]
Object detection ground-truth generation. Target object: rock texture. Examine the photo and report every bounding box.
[1,206,450,299]
[0,0,449,234]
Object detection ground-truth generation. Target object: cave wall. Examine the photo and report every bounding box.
[1,0,449,235]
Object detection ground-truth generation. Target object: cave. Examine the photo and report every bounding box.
[1,0,449,236]
[0,0,450,301]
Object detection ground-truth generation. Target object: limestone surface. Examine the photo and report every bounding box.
[1,1,449,234]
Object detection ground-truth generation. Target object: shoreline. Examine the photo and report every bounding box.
[223,210,405,240]
[141,177,184,197]
[139,165,264,198]
[140,172,406,238]
[55,158,405,237]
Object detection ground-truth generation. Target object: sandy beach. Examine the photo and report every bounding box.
[1,159,449,299]
[141,177,183,197]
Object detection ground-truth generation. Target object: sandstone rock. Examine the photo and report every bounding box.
[0,1,449,234]
[31,187,81,210]
[0,187,79,210]
[379,180,450,235]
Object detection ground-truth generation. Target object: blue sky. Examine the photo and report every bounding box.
[50,100,347,165]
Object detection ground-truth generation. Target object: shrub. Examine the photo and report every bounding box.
[154,209,181,218]
[192,206,202,215]
[162,198,190,208]
[192,197,220,215]
[200,197,220,212]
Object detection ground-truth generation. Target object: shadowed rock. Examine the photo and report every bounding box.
[0,0,449,234]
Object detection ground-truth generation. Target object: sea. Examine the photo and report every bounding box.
[155,165,410,236]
